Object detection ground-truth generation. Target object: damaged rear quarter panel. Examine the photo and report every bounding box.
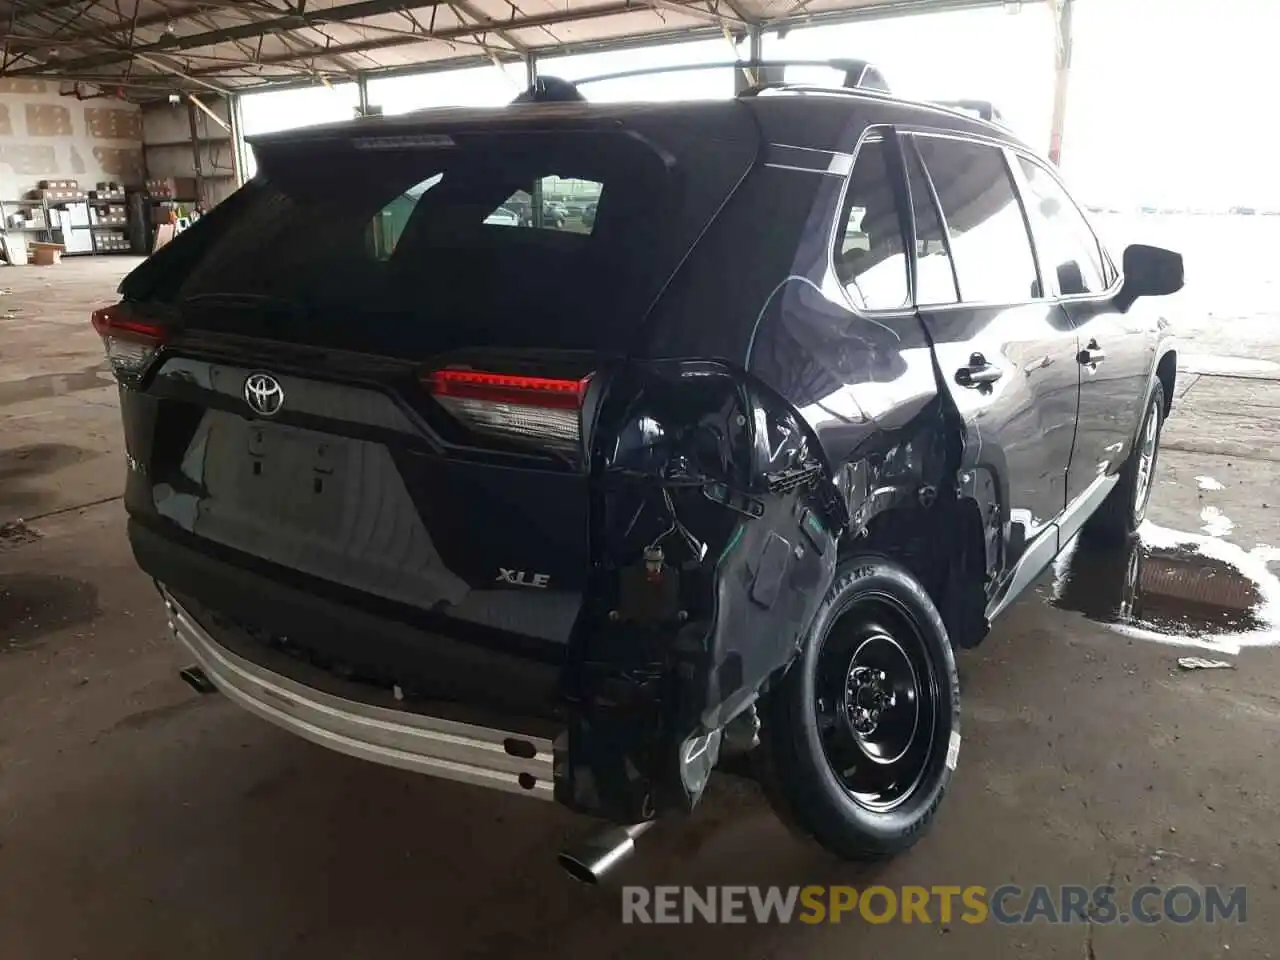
[555,361,840,821]
[555,108,950,824]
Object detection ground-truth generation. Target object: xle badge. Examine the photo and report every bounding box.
[497,568,550,589]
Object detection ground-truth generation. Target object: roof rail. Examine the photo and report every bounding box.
[511,58,892,102]
[932,99,1007,125]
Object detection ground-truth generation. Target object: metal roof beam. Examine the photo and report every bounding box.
[187,1,646,74]
[183,0,775,75]
[4,0,450,75]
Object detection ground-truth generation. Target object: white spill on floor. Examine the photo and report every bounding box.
[1195,475,1226,491]
[1200,505,1235,537]
[1183,354,1280,377]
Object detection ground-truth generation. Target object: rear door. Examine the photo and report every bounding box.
[907,132,1080,571]
[119,111,759,647]
[1012,154,1154,506]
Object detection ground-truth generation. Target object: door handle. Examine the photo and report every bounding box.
[955,353,1003,388]
[1078,340,1107,365]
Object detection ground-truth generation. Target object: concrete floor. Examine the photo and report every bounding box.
[2,257,1278,959]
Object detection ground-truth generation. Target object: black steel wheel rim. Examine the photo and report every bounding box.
[814,591,941,812]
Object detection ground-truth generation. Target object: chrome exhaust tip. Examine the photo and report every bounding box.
[557,821,656,885]
[179,665,218,695]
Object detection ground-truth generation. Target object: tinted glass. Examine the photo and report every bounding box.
[369,173,442,258]
[1016,156,1106,295]
[125,130,747,356]
[834,139,910,311]
[915,137,1039,304]
[905,142,958,305]
[488,177,603,235]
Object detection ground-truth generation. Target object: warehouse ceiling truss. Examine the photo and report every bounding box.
[0,0,1017,99]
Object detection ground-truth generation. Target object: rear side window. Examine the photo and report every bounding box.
[833,139,910,311]
[1016,156,1107,295]
[914,136,1040,305]
[904,141,958,305]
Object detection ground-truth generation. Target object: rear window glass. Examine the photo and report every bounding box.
[371,174,604,258]
[131,127,752,357]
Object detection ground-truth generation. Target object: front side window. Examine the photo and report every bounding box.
[1016,156,1107,296]
[914,136,1040,305]
[833,138,910,311]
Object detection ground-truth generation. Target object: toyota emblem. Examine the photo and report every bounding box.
[243,373,284,417]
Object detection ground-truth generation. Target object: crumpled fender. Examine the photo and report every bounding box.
[554,359,842,823]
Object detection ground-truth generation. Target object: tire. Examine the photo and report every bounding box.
[1084,380,1165,545]
[758,554,961,860]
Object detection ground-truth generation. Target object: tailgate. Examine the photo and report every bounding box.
[115,106,760,647]
[139,350,590,644]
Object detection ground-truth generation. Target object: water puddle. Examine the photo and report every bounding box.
[1051,522,1280,653]
[0,365,114,408]
[0,443,92,482]
[0,573,99,649]
[1195,475,1225,492]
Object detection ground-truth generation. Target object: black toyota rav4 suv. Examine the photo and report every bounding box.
[97,64,1182,881]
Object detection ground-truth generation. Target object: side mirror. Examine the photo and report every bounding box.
[1117,244,1183,311]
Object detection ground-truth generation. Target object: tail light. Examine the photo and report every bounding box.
[424,368,591,453]
[91,303,167,380]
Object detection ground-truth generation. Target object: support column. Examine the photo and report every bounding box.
[1047,0,1074,165]
[735,24,768,93]
[356,71,370,116]
[187,100,205,209]
[227,93,246,187]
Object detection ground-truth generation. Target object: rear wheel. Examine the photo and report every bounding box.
[1085,381,1165,545]
[759,555,960,860]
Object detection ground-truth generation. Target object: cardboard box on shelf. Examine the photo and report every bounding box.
[96,233,132,253]
[145,177,198,200]
[32,188,86,202]
[8,210,47,230]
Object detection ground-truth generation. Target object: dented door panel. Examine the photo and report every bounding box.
[742,125,940,469]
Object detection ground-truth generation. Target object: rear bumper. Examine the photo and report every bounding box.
[162,588,555,799]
